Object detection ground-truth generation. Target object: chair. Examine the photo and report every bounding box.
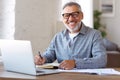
[103,38,120,67]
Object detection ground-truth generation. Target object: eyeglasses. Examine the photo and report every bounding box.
[62,11,80,19]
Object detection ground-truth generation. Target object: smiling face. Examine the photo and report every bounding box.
[62,5,83,33]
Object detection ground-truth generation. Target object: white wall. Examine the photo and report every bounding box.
[93,0,120,46]
[15,0,58,54]
[78,0,93,27]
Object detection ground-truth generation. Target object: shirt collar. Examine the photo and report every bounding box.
[79,22,87,35]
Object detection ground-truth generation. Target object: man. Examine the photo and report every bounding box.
[35,2,107,70]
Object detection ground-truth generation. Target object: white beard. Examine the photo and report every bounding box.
[64,22,81,33]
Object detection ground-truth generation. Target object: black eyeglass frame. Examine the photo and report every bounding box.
[62,11,80,19]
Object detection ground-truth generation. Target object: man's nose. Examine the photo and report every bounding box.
[68,15,75,21]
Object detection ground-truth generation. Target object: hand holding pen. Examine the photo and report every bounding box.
[34,51,45,65]
[38,51,43,59]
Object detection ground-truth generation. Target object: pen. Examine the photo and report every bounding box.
[38,51,43,59]
[82,72,98,75]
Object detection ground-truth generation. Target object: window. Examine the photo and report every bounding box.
[0,0,15,39]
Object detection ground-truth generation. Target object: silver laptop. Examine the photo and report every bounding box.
[0,39,59,75]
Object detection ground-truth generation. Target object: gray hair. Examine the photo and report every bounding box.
[62,2,82,11]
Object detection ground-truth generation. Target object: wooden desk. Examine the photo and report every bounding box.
[1,64,120,80]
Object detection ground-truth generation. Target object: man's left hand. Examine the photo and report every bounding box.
[59,60,76,70]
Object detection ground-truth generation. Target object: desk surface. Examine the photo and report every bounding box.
[1,64,120,80]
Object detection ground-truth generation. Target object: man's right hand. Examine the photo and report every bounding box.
[34,55,46,65]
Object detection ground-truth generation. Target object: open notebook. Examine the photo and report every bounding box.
[36,63,59,69]
[0,39,59,75]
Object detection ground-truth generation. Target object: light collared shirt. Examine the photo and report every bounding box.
[43,22,107,69]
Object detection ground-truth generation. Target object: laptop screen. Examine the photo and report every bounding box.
[0,40,37,75]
